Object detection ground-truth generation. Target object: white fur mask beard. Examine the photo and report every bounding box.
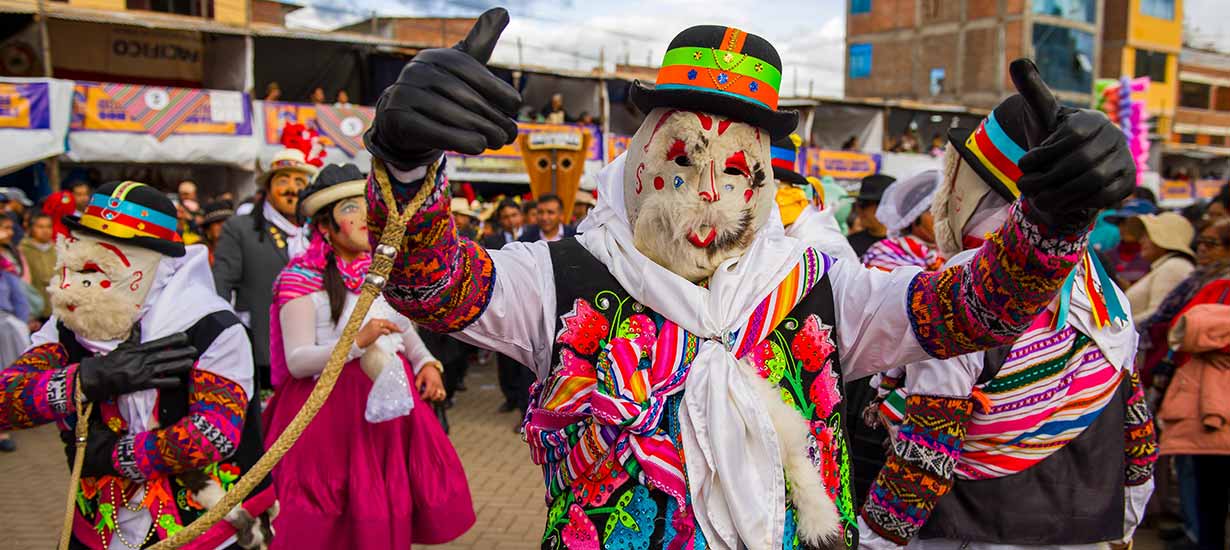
[623,108,773,282]
[49,234,163,341]
[932,144,1012,259]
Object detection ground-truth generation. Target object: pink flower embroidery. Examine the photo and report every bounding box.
[561,504,600,550]
[618,313,657,353]
[808,357,841,418]
[791,315,836,373]
[557,299,610,355]
[810,420,842,504]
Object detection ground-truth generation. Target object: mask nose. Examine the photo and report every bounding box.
[698,160,719,202]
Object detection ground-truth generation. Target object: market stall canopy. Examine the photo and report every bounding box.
[0,77,74,176]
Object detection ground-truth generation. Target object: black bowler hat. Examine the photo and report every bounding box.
[855,174,895,203]
[63,181,185,257]
[948,94,1032,202]
[630,25,798,140]
[201,201,235,227]
[298,163,367,219]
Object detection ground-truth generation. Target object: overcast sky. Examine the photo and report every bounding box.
[287,0,1230,98]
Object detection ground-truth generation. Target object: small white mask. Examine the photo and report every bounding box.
[49,233,164,341]
[623,108,774,282]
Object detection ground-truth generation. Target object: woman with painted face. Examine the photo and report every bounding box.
[862,169,944,271]
[263,163,474,550]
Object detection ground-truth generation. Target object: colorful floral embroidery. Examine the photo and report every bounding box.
[808,358,841,419]
[562,504,601,550]
[603,485,658,550]
[131,369,247,479]
[558,299,611,355]
[791,315,835,373]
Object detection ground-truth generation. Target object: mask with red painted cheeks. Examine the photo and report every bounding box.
[623,108,774,282]
[50,233,164,341]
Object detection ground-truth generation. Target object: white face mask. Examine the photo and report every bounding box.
[49,233,164,341]
[931,144,1012,259]
[623,108,774,282]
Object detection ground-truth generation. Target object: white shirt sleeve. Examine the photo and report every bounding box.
[280,295,361,380]
[451,240,557,380]
[903,353,982,399]
[196,323,256,399]
[828,258,930,380]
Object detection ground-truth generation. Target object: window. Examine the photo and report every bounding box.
[1210,135,1227,147]
[848,43,872,79]
[1031,25,1094,93]
[1216,88,1230,112]
[1032,0,1095,24]
[1141,0,1175,20]
[1178,133,1197,144]
[1180,81,1212,109]
[1134,50,1168,83]
[850,0,871,14]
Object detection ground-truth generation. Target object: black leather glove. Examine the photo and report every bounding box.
[364,8,522,170]
[1011,59,1135,231]
[78,332,197,403]
[60,424,121,478]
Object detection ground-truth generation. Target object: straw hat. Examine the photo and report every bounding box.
[258,149,319,188]
[1133,212,1195,258]
[450,197,480,219]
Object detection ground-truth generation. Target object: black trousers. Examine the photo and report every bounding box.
[1195,454,1230,550]
[496,353,533,413]
[443,357,469,398]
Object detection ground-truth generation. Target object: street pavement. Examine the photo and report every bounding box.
[0,357,1167,550]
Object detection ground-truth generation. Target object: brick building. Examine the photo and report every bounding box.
[844,0,1102,110]
[337,16,477,49]
[1101,0,1182,138]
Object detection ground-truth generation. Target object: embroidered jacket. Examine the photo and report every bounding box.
[0,312,271,549]
[366,157,1090,549]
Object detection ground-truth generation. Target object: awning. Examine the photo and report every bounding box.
[0,77,74,176]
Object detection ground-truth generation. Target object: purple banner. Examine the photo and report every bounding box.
[0,83,51,130]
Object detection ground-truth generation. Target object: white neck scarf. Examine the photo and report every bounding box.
[576,154,812,549]
[263,201,308,258]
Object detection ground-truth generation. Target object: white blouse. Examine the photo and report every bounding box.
[279,290,437,380]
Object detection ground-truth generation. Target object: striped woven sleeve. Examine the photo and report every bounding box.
[907,201,1086,359]
[861,395,974,545]
[1123,372,1157,487]
[117,369,247,481]
[366,158,496,333]
[0,343,78,431]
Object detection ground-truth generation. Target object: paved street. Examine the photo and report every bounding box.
[0,357,544,550]
[0,358,1168,550]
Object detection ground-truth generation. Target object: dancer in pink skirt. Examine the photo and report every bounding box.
[264,163,475,550]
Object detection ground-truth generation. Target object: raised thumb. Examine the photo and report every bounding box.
[453,7,510,64]
[1010,58,1061,133]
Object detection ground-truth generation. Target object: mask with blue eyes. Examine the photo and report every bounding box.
[622,108,775,282]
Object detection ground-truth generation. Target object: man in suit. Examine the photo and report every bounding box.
[213,149,317,391]
[518,193,576,242]
[481,198,525,249]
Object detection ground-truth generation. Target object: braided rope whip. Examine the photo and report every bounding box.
[59,379,94,550]
[57,157,436,550]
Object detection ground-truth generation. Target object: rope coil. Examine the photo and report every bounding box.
[58,157,435,550]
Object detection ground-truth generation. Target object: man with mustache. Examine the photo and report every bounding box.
[213,148,317,391]
[362,10,1134,549]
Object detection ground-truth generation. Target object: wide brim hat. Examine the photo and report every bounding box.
[1104,198,1159,223]
[630,25,798,140]
[258,148,320,188]
[450,197,480,219]
[63,181,185,257]
[771,133,808,186]
[855,174,895,202]
[947,94,1032,203]
[876,169,941,234]
[298,163,366,219]
[1132,212,1196,258]
[574,192,597,207]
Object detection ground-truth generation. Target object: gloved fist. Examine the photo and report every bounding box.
[1011,59,1135,230]
[365,7,522,170]
[60,424,121,478]
[78,332,197,403]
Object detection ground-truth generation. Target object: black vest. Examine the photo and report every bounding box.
[919,372,1130,544]
[539,239,856,550]
[60,311,270,548]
